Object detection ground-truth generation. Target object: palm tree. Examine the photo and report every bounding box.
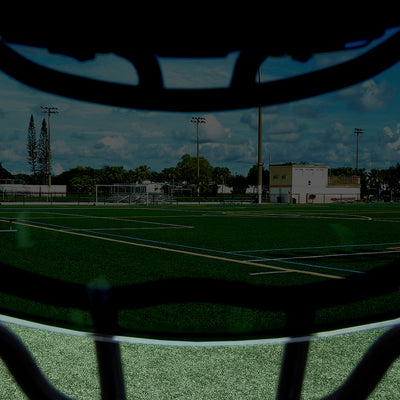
[368,169,383,188]
[162,167,178,184]
[101,166,126,184]
[213,167,231,193]
[367,168,383,200]
[135,165,151,183]
[382,164,400,196]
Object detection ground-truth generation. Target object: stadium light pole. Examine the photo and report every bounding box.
[41,106,58,187]
[257,68,263,204]
[190,116,206,196]
[354,128,365,170]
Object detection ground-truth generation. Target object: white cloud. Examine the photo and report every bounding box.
[383,126,395,139]
[387,137,400,150]
[325,122,353,144]
[201,114,233,143]
[98,135,128,151]
[337,79,393,112]
[52,162,64,175]
[382,123,400,151]
[326,142,353,164]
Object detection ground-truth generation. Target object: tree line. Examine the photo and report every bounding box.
[49,157,269,195]
[330,166,400,198]
[5,158,266,195]
[13,153,400,199]
[20,116,267,194]
[3,115,400,199]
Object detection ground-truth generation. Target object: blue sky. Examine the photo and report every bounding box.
[1,28,400,176]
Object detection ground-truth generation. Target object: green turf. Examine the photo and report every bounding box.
[0,203,399,339]
[0,203,399,398]
[0,323,398,399]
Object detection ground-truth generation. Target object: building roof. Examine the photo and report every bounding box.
[270,163,328,168]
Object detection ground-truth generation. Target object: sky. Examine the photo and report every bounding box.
[1,28,400,177]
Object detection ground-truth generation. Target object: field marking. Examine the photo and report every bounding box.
[64,226,365,276]
[237,246,400,276]
[17,218,228,256]
[244,256,365,275]
[34,211,195,229]
[64,227,190,232]
[219,210,375,221]
[266,249,400,261]
[250,271,291,276]
[13,220,343,280]
[235,241,400,254]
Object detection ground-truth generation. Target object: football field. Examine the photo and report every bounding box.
[0,203,399,339]
[0,203,399,399]
[2,203,400,283]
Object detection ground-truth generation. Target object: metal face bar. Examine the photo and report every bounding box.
[0,320,399,399]
[275,339,310,400]
[0,323,74,400]
[1,31,400,111]
[95,338,126,400]
[322,324,400,400]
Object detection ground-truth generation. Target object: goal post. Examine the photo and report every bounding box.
[95,184,147,205]
[95,184,172,205]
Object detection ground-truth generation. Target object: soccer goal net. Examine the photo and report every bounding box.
[95,184,172,205]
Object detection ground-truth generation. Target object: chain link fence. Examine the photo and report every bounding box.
[0,190,365,205]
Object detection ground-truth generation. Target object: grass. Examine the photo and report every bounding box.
[0,322,399,399]
[0,203,399,398]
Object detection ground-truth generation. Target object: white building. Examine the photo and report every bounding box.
[269,164,360,204]
[0,184,66,199]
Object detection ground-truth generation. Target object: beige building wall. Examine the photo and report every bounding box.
[269,164,360,203]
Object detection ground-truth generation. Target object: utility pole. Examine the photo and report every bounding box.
[190,116,206,196]
[41,106,58,187]
[354,128,365,170]
[257,68,263,204]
